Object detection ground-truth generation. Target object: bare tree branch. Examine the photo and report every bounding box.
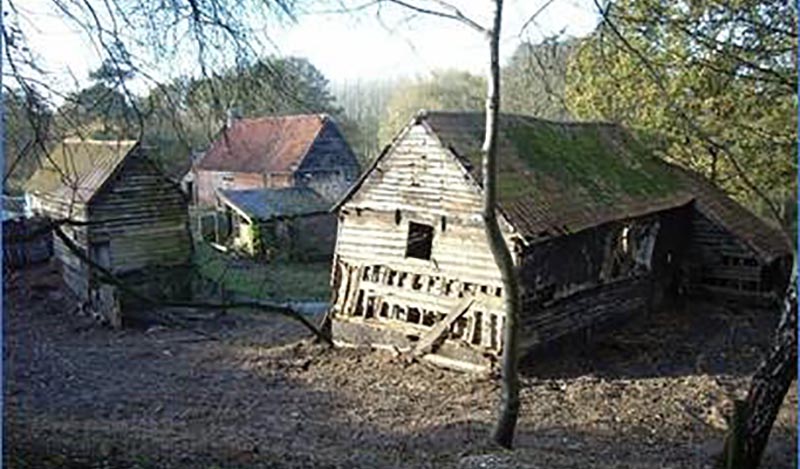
[380,0,489,35]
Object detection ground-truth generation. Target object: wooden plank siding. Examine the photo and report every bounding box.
[332,116,790,372]
[27,145,190,327]
[295,118,360,202]
[90,153,191,273]
[332,123,516,370]
[685,209,780,300]
[28,194,91,300]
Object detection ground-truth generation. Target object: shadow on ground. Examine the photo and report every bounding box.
[520,299,781,380]
[3,263,796,468]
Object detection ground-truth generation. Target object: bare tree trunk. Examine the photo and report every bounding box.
[482,0,522,450]
[722,265,797,468]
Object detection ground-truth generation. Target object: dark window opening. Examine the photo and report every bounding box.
[364,297,375,318]
[471,311,483,345]
[422,312,436,327]
[405,222,434,260]
[407,308,421,323]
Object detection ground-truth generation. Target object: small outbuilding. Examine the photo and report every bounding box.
[217,186,336,260]
[25,138,192,325]
[329,111,792,371]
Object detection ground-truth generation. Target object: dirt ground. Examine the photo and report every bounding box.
[4,262,797,468]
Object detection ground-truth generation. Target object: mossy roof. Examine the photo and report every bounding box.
[24,139,138,204]
[420,111,790,259]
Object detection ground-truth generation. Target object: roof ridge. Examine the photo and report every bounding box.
[421,110,620,128]
[235,113,327,123]
[61,138,138,145]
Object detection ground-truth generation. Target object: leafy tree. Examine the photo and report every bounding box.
[378,70,485,146]
[3,88,52,194]
[333,78,397,166]
[139,57,348,177]
[181,57,341,123]
[57,59,138,140]
[502,37,578,120]
[565,0,797,230]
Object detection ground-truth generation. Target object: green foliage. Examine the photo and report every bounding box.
[502,38,578,120]
[378,70,485,146]
[57,59,138,140]
[3,88,52,194]
[89,58,135,86]
[565,0,797,228]
[139,56,345,177]
[249,222,263,256]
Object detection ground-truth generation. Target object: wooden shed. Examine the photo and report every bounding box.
[329,111,792,372]
[217,186,336,260]
[25,138,192,325]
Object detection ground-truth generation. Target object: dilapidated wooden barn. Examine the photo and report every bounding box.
[25,139,192,326]
[329,111,792,371]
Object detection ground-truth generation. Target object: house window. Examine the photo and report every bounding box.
[405,222,434,260]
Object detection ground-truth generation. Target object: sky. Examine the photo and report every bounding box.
[11,0,600,98]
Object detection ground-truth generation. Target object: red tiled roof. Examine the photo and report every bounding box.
[196,114,327,173]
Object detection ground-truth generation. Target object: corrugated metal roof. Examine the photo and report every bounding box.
[196,114,327,173]
[219,187,330,221]
[421,111,790,260]
[24,139,137,204]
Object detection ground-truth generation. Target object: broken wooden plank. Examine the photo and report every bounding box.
[411,297,474,357]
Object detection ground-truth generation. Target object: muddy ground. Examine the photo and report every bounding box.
[4,262,797,468]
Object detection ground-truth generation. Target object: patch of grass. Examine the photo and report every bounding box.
[192,242,331,301]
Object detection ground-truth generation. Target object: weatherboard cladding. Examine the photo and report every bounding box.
[196,114,328,173]
[26,138,191,281]
[220,187,330,221]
